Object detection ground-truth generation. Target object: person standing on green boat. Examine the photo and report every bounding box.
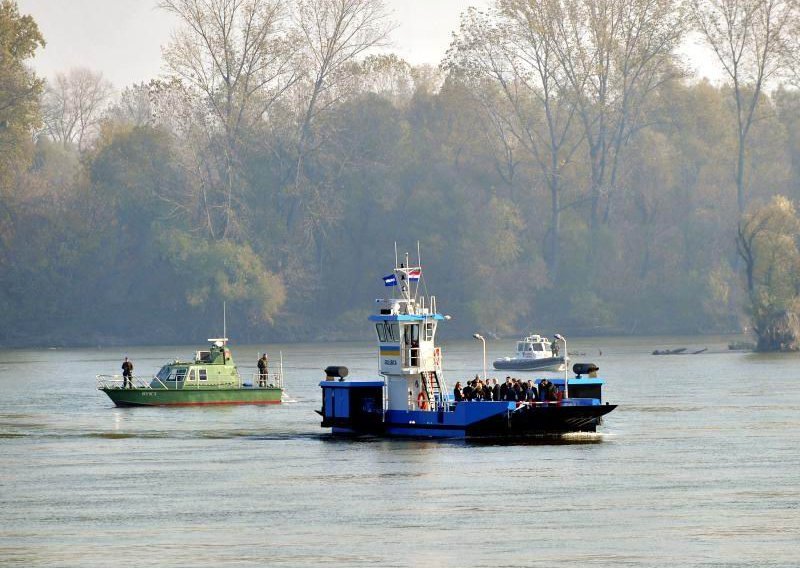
[121,357,133,389]
[257,353,269,387]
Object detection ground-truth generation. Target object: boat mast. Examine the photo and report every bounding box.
[416,241,421,299]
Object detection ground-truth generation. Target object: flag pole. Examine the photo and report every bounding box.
[416,241,421,298]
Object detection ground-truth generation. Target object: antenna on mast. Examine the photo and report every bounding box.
[223,301,227,342]
[394,241,398,269]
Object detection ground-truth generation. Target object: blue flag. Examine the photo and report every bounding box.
[382,274,397,286]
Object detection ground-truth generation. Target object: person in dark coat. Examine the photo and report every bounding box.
[499,378,510,400]
[505,382,518,402]
[492,378,500,401]
[462,381,473,401]
[539,379,557,401]
[257,353,269,387]
[453,382,464,402]
[121,357,133,389]
[538,379,549,401]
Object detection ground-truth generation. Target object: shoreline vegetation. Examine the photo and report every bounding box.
[3,1,800,351]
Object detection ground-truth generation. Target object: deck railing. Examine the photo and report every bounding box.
[97,370,283,390]
[96,375,168,390]
[250,370,283,389]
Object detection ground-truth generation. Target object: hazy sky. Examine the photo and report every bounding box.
[17,0,719,89]
[17,0,493,88]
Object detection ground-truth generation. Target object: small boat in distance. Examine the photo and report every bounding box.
[493,333,567,372]
[97,338,284,406]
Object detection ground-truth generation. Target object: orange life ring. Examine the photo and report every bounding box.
[417,391,428,410]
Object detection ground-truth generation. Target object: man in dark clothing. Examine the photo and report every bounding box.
[121,357,133,389]
[462,381,474,401]
[505,382,518,402]
[257,353,269,387]
[499,377,510,400]
[539,379,557,401]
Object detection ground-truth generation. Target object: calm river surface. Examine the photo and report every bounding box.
[1,336,799,567]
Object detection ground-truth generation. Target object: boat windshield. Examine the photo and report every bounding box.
[532,344,544,351]
[376,322,400,342]
[156,366,172,382]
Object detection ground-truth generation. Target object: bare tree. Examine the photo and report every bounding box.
[354,54,414,104]
[41,67,113,151]
[447,2,584,281]
[285,0,394,263]
[692,0,797,214]
[160,0,299,239]
[548,0,687,233]
[105,82,156,127]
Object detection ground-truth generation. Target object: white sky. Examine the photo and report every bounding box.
[17,0,721,89]
[18,0,493,88]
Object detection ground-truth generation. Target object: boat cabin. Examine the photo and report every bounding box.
[149,338,242,389]
[515,334,555,360]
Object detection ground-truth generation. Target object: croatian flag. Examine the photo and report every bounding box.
[408,268,421,281]
[382,274,398,286]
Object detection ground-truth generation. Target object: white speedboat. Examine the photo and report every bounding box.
[493,333,567,371]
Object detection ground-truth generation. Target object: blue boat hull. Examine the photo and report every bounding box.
[322,400,616,439]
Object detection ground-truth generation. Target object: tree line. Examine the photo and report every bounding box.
[2,0,800,349]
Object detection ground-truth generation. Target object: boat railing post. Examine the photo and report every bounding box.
[473,333,487,381]
[555,333,568,399]
[279,351,284,389]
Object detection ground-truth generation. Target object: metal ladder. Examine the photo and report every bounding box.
[424,371,448,411]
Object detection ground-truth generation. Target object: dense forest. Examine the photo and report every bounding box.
[3,0,800,348]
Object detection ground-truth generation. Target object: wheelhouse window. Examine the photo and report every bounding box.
[375,321,399,342]
[187,369,196,381]
[423,322,435,342]
[174,368,187,381]
[199,369,208,381]
[533,344,544,352]
[156,366,171,382]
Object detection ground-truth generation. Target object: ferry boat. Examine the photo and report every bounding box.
[318,253,616,439]
[493,333,567,371]
[97,338,283,406]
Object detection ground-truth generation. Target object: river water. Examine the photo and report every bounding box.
[1,336,799,567]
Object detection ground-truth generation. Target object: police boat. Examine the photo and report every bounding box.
[97,338,284,406]
[493,333,567,371]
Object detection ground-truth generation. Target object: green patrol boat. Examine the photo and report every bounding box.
[97,338,283,407]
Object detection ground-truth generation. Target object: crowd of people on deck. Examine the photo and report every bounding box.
[453,376,558,403]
